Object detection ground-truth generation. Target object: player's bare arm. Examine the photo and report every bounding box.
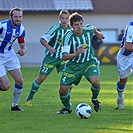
[40,38,55,54]
[17,43,27,56]
[62,46,86,61]
[124,42,133,51]
[94,27,105,39]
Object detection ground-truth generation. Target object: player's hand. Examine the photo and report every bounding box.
[17,49,26,56]
[76,46,86,55]
[97,33,105,39]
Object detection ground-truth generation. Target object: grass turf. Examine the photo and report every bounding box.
[0,65,133,133]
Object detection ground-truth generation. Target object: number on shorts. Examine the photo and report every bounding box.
[62,76,66,82]
[42,67,48,73]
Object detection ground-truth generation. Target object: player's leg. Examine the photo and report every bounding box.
[89,76,100,100]
[116,78,127,110]
[0,76,10,91]
[56,60,73,93]
[9,69,24,111]
[0,55,10,91]
[89,76,101,112]
[26,56,56,106]
[116,67,132,109]
[5,50,24,111]
[116,78,127,109]
[85,64,101,112]
[57,85,72,114]
[57,66,82,114]
[25,74,47,106]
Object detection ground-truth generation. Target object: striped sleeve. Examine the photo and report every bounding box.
[125,25,133,43]
[0,23,3,34]
[41,23,59,42]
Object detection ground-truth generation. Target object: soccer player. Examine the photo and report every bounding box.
[56,12,105,114]
[115,21,133,109]
[25,10,71,106]
[0,7,27,111]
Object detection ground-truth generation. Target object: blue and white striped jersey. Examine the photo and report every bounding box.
[120,21,133,56]
[0,20,25,53]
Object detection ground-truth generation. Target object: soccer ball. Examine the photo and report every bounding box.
[75,103,92,119]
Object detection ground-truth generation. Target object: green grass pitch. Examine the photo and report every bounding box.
[0,65,133,133]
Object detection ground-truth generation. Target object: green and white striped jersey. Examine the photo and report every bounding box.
[41,23,71,59]
[62,24,96,63]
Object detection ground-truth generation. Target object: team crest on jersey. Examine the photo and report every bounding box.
[13,35,16,38]
[58,38,62,45]
[82,44,88,49]
[129,35,132,40]
[16,32,19,35]
[12,32,20,40]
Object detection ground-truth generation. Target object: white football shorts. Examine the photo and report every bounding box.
[0,49,21,77]
[117,51,133,79]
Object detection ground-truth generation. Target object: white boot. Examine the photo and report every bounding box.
[116,91,124,109]
[116,98,124,109]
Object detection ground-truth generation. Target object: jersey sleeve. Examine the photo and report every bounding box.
[41,24,58,43]
[19,29,25,38]
[41,34,55,43]
[18,26,25,43]
[0,23,3,34]
[62,31,71,54]
[125,25,133,43]
[84,24,94,34]
[62,45,70,54]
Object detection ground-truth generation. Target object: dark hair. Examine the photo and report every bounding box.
[69,12,83,25]
[9,7,23,17]
[58,10,70,18]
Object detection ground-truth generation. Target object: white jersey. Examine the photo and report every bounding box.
[0,20,25,53]
[117,22,133,78]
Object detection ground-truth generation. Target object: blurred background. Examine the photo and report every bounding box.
[0,0,133,66]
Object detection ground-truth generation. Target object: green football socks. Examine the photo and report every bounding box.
[27,80,40,100]
[91,86,100,100]
[60,93,71,110]
[68,85,73,93]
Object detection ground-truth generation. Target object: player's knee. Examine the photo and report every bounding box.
[91,80,100,88]
[117,81,126,92]
[93,83,100,88]
[1,84,10,91]
[120,78,127,86]
[36,75,47,84]
[89,76,100,88]
[15,77,24,85]
[59,88,64,95]
[59,86,68,95]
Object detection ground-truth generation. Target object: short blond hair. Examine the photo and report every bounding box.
[58,10,70,18]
